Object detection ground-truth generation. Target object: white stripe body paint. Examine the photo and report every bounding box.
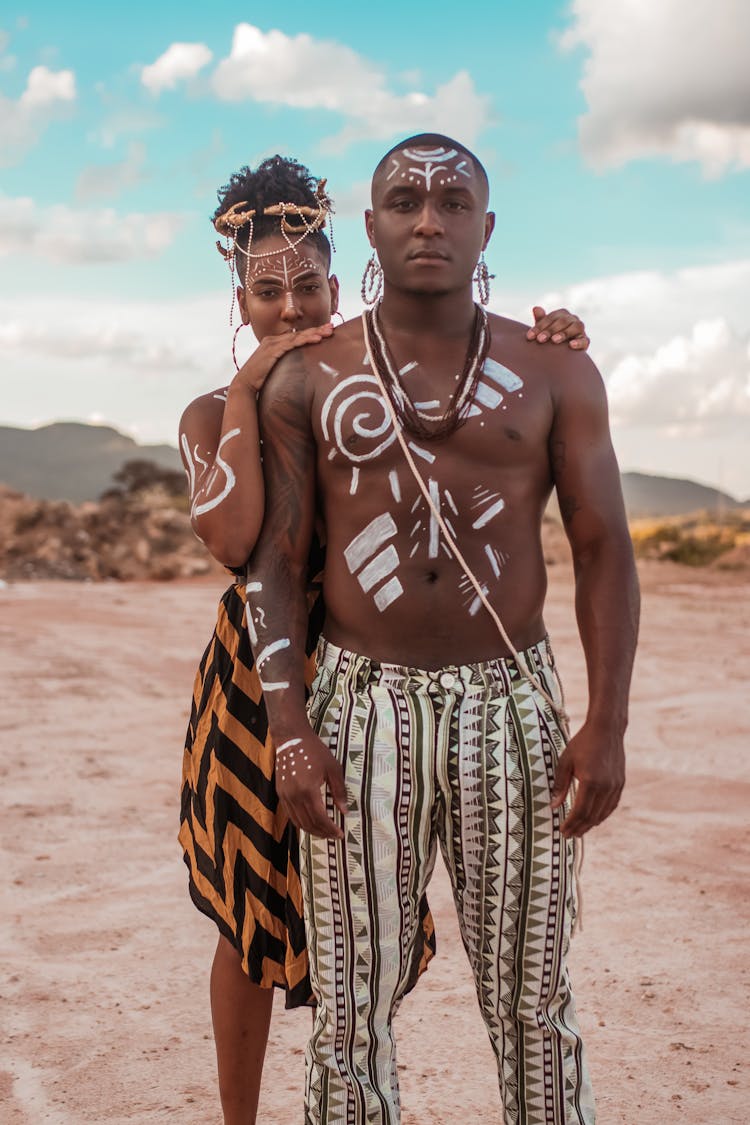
[428,479,440,558]
[357,545,399,593]
[474,382,504,410]
[483,357,523,392]
[191,428,241,517]
[485,544,501,578]
[389,470,401,502]
[260,680,291,692]
[256,637,291,667]
[350,468,360,495]
[180,432,196,496]
[408,441,435,464]
[344,513,397,573]
[472,498,506,529]
[373,577,404,611]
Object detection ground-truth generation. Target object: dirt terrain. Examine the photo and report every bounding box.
[1,561,748,1123]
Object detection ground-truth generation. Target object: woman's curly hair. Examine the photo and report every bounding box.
[212,155,332,265]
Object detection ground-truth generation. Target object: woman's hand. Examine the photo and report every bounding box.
[234,323,335,392]
[527,306,590,350]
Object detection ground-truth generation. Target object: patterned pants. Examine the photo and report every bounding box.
[301,637,595,1125]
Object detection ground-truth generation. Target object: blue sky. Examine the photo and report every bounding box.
[1,1,749,495]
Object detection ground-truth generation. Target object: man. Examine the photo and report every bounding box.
[246,133,639,1124]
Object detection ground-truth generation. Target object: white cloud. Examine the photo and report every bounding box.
[0,64,76,165]
[211,23,491,147]
[75,142,147,202]
[559,0,750,176]
[490,258,750,494]
[0,194,185,263]
[19,64,75,108]
[141,42,213,94]
[607,319,750,430]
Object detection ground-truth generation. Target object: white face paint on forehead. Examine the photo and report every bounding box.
[384,145,475,192]
[246,251,325,287]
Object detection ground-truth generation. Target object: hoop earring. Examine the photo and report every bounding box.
[332,310,345,327]
[361,253,384,306]
[232,323,247,372]
[474,253,494,306]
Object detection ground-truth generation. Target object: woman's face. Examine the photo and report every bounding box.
[237,233,338,340]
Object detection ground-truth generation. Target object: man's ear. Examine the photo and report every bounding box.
[364,209,376,249]
[328,274,340,315]
[482,211,496,251]
[236,285,251,325]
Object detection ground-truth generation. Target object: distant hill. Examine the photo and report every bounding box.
[0,422,745,515]
[0,422,182,503]
[620,472,742,518]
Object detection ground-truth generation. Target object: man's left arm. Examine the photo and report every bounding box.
[548,354,640,838]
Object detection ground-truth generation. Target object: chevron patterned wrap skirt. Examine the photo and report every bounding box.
[179,554,436,1008]
[301,636,595,1122]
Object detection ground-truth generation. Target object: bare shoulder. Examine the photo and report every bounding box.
[488,311,603,399]
[179,387,228,434]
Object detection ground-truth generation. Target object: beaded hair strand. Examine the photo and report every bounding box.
[213,177,334,325]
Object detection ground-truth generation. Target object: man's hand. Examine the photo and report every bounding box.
[275,731,348,840]
[550,723,625,837]
[235,323,334,392]
[527,306,590,351]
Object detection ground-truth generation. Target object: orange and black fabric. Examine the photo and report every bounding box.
[179,538,435,1007]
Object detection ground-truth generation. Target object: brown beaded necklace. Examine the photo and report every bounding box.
[364,302,490,441]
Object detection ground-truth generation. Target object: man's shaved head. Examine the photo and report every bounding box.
[372,134,489,202]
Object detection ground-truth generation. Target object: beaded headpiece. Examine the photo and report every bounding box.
[213,179,334,324]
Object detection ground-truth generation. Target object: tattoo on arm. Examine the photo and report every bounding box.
[560,494,581,526]
[551,439,566,475]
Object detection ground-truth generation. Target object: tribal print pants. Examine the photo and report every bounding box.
[301,637,595,1125]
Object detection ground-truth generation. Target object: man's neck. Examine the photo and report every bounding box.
[377,285,477,339]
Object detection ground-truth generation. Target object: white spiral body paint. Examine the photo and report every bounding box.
[320,374,396,464]
[191,428,241,517]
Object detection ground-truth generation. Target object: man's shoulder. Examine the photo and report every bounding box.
[487,311,529,339]
[488,310,598,385]
[286,316,366,382]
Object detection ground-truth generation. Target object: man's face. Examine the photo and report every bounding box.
[366,144,494,296]
[237,233,338,338]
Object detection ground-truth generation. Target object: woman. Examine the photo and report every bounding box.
[178,155,591,1125]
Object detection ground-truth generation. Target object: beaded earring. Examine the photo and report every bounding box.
[361,253,384,306]
[474,253,494,306]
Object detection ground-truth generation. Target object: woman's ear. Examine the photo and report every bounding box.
[328,275,340,315]
[237,285,251,325]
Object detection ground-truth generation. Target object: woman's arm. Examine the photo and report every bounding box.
[178,323,333,568]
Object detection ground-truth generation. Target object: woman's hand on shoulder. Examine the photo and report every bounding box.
[234,323,335,393]
[526,306,590,351]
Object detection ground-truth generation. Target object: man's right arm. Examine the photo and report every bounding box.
[245,350,346,839]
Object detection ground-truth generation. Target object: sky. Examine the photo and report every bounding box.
[1,0,749,496]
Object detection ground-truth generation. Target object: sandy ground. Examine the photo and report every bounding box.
[1,561,748,1124]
